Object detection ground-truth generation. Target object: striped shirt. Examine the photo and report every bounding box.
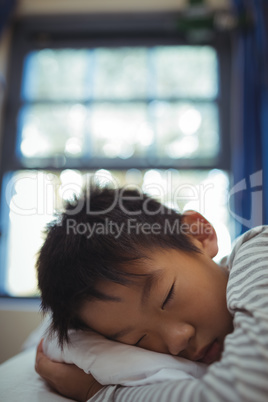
[89,226,268,402]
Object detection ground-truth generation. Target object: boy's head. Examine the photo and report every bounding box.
[37,186,233,362]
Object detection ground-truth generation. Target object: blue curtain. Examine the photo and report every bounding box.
[231,0,268,235]
[0,0,16,36]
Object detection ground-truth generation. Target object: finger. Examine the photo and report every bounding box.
[36,339,44,363]
[35,340,55,378]
[35,353,58,379]
[37,338,44,353]
[35,339,45,367]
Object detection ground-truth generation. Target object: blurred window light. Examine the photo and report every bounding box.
[178,107,202,135]
[17,46,219,164]
[3,169,231,296]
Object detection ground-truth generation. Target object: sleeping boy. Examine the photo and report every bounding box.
[35,186,268,402]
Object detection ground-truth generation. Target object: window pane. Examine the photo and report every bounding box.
[90,103,150,158]
[154,101,219,159]
[22,49,93,100]
[155,46,218,98]
[94,48,148,99]
[18,104,87,158]
[3,169,231,296]
[4,171,58,296]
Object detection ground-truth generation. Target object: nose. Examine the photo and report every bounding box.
[162,322,195,356]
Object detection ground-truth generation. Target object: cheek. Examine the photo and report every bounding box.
[98,307,129,332]
[173,279,219,327]
[79,302,123,335]
[90,301,143,338]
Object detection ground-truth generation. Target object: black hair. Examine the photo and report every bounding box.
[37,186,199,347]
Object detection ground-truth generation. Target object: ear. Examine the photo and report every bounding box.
[182,210,218,258]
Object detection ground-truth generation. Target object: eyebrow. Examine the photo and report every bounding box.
[106,268,164,341]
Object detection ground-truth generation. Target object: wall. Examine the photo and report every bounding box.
[0,0,231,364]
[0,309,43,363]
[15,0,231,16]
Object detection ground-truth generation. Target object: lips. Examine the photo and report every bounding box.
[195,339,222,364]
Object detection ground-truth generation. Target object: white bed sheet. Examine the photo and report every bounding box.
[0,347,74,402]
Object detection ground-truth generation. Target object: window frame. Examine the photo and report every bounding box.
[0,13,232,299]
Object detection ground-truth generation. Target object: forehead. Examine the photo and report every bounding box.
[88,255,166,307]
[78,248,191,325]
[95,264,165,304]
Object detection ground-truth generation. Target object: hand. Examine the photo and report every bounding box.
[35,339,103,401]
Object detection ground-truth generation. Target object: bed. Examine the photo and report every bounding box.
[0,347,73,402]
[0,317,74,402]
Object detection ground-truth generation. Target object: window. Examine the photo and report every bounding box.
[20,46,219,164]
[0,14,232,297]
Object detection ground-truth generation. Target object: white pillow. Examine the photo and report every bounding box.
[43,329,207,386]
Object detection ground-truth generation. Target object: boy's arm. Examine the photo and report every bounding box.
[35,340,103,401]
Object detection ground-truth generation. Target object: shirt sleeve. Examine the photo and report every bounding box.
[88,227,268,402]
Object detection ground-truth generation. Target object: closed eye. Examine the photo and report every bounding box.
[134,334,146,347]
[162,282,175,309]
[135,282,176,346]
